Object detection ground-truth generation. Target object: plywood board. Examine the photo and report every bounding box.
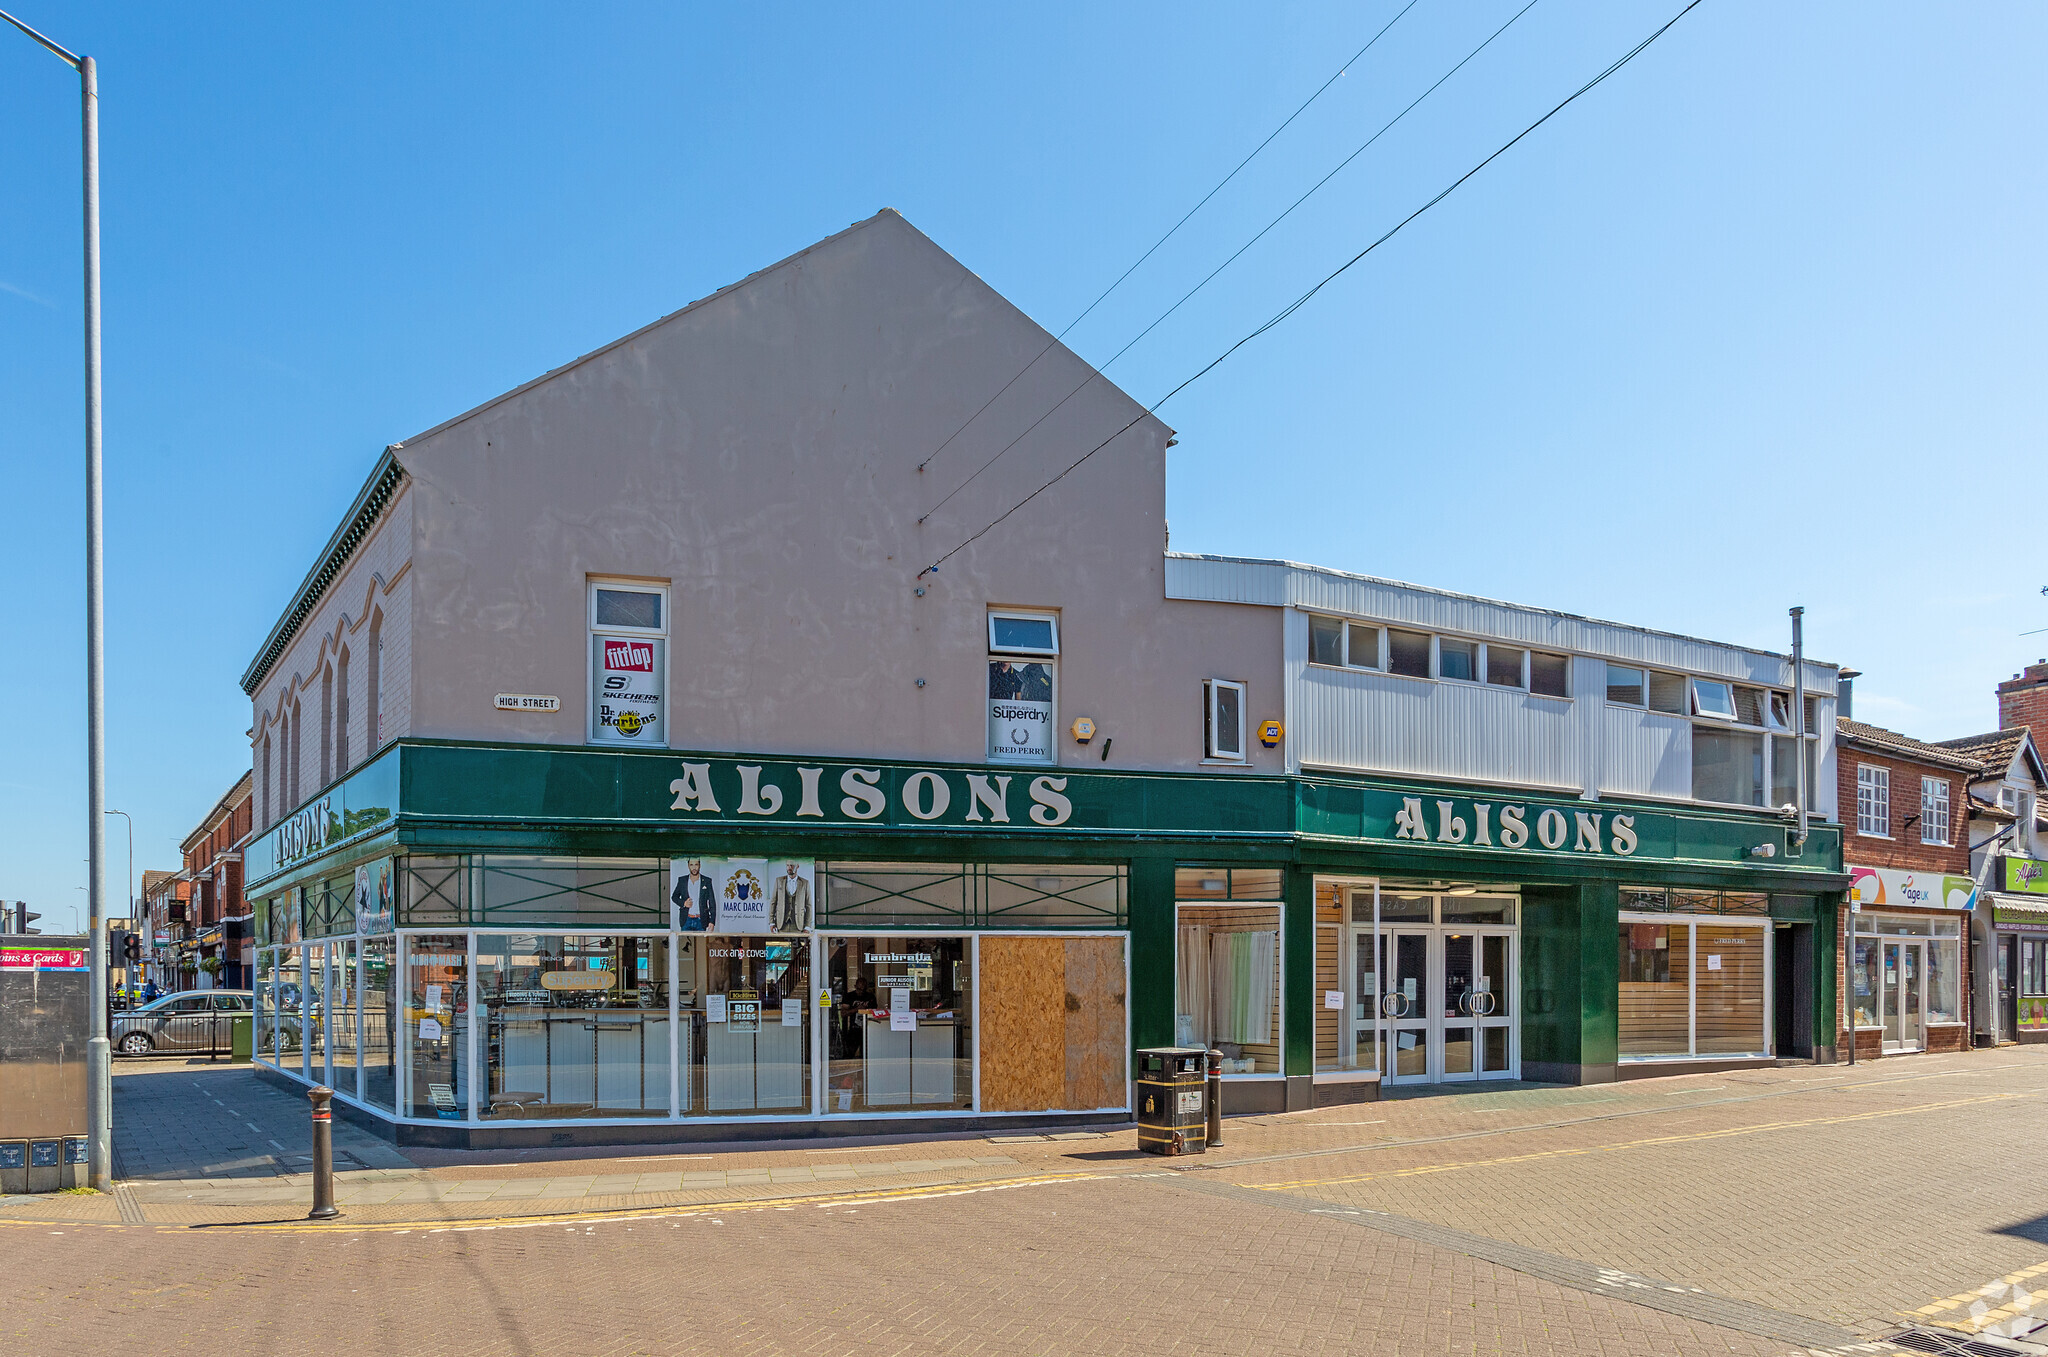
[979,936,1065,1111]
[1063,936,1126,1109]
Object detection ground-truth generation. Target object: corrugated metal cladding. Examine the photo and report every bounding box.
[1167,553,1837,689]
[1296,665,1585,790]
[1601,705,1693,799]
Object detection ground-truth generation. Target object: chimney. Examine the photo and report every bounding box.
[2000,660,2048,737]
[1836,669,1860,721]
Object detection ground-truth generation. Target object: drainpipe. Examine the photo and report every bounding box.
[1790,607,1809,850]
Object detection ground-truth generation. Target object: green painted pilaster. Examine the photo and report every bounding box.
[1815,893,1840,1058]
[1129,856,1176,1052]
[1283,864,1314,1077]
[1578,880,1620,1075]
[1518,884,1581,1080]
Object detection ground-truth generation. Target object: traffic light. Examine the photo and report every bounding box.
[107,929,129,971]
[7,902,38,934]
[123,932,141,963]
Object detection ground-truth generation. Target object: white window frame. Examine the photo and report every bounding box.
[1606,664,1647,707]
[987,610,1060,659]
[1483,644,1529,691]
[588,578,671,747]
[1856,764,1891,838]
[1205,679,1248,763]
[1690,678,1738,722]
[1435,637,1480,685]
[1528,651,1572,699]
[1920,777,1950,845]
[1345,622,1384,671]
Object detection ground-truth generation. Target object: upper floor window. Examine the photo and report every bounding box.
[1204,679,1246,763]
[1485,646,1526,688]
[1387,629,1431,679]
[1437,639,1477,683]
[1691,679,1737,722]
[1920,777,1950,845]
[1308,615,1382,670]
[1606,665,1646,706]
[589,580,668,746]
[988,609,1057,764]
[1529,651,1570,698]
[1856,764,1890,837]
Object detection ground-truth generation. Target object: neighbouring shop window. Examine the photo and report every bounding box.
[1175,903,1280,1073]
[1921,778,1950,845]
[1857,765,1890,836]
[824,936,972,1114]
[405,935,469,1120]
[1618,916,1768,1059]
[980,935,1128,1112]
[275,944,303,1063]
[361,935,396,1110]
[330,941,359,1098]
[2026,939,2048,998]
[988,609,1057,764]
[690,936,809,1115]
[477,934,674,1120]
[589,579,668,747]
[1850,936,1881,1029]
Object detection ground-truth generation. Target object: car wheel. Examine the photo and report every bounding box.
[118,1032,154,1055]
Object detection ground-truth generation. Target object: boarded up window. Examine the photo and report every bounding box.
[979,936,1127,1112]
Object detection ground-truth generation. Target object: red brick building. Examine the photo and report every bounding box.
[175,773,254,989]
[1835,718,1980,1058]
[1998,660,2048,740]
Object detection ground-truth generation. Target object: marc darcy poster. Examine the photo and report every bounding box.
[670,857,814,935]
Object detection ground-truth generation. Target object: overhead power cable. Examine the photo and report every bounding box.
[914,0,1423,482]
[919,0,1542,526]
[918,0,1705,580]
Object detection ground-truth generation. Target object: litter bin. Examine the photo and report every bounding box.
[1135,1046,1209,1156]
[231,1014,253,1063]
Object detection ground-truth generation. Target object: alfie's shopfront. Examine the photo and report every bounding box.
[245,742,1845,1144]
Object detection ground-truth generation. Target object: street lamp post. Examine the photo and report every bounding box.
[2,6,112,1192]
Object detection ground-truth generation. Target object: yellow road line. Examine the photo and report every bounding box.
[1251,1092,2028,1192]
[219,1169,1110,1235]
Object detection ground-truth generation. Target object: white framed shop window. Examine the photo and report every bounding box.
[1204,679,1247,762]
[588,579,669,747]
[987,608,1058,765]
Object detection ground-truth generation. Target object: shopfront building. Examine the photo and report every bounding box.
[242,743,1842,1141]
[1987,857,2048,1044]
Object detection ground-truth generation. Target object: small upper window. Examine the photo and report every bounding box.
[1486,646,1526,688]
[592,586,663,633]
[1387,629,1431,678]
[1309,615,1343,666]
[1764,691,1794,732]
[1691,679,1738,721]
[1346,623,1381,670]
[989,612,1059,657]
[1529,652,1570,698]
[1920,777,1950,846]
[1205,680,1246,762]
[1438,639,1477,683]
[1647,671,1687,714]
[1606,665,1646,706]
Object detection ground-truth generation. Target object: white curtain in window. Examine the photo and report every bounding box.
[1210,930,1275,1046]
[1175,923,1211,1048]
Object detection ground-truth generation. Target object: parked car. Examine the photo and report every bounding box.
[111,989,253,1054]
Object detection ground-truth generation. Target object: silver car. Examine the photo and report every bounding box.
[112,990,252,1054]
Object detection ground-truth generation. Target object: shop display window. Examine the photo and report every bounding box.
[329,941,359,1096]
[823,936,972,1113]
[980,935,1127,1112]
[688,936,810,1116]
[1618,914,1769,1059]
[361,935,397,1110]
[477,934,673,1120]
[1926,938,1960,1024]
[1850,938,1881,1028]
[304,943,329,1080]
[1174,904,1280,1073]
[405,935,468,1120]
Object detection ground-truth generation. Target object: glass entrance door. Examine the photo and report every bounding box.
[1881,942,1923,1053]
[1380,932,1431,1082]
[1441,933,1477,1080]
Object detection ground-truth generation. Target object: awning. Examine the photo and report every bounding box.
[1990,894,2048,932]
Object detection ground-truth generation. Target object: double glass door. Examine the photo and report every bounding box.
[1880,941,1923,1053]
[1368,928,1516,1083]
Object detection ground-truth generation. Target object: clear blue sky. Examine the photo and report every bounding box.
[4,2,2043,922]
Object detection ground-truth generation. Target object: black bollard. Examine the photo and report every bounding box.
[1206,1048,1224,1150]
[307,1086,342,1220]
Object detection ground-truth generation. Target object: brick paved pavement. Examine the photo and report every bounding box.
[7,1047,2043,1352]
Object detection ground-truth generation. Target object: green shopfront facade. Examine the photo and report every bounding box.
[244,741,1845,1144]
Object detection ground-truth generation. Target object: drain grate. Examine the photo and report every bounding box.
[1889,1325,2048,1356]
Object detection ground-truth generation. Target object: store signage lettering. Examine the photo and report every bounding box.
[2007,858,2048,897]
[1391,796,1638,857]
[1,947,88,971]
[275,797,332,867]
[668,762,1073,827]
